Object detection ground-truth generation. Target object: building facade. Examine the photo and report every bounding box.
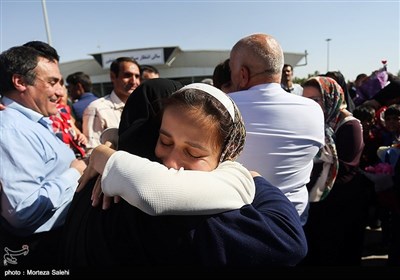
[60,46,307,97]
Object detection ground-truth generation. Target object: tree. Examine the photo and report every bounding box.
[293,70,321,85]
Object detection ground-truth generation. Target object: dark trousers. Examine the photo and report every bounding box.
[300,173,372,266]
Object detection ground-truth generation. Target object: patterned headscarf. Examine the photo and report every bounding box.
[307,76,343,201]
[173,83,246,162]
[220,99,246,162]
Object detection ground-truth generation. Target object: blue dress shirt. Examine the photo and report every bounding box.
[0,97,81,236]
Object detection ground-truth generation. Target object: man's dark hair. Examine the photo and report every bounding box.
[110,57,140,77]
[23,41,60,62]
[0,46,47,94]
[66,71,93,92]
[213,59,231,90]
[141,65,159,75]
[283,64,293,71]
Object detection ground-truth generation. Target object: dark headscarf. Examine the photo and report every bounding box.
[60,78,194,266]
[118,78,182,161]
[374,79,400,107]
[212,59,231,90]
[324,71,355,113]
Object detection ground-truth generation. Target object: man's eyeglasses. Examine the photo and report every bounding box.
[242,64,274,80]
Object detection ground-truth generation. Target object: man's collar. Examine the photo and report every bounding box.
[1,96,44,123]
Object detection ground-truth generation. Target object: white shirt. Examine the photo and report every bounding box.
[101,151,255,215]
[229,83,325,221]
[281,83,303,96]
[82,91,124,150]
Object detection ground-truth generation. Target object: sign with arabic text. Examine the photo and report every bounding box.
[101,48,164,69]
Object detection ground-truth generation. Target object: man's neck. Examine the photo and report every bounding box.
[247,76,279,89]
[282,80,293,88]
[113,91,128,104]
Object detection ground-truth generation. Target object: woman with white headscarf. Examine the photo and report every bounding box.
[60,79,307,268]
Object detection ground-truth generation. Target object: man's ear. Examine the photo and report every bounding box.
[76,82,85,93]
[110,72,116,83]
[239,65,250,89]
[12,74,28,91]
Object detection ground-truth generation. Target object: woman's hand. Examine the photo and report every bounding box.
[250,171,261,177]
[76,158,99,192]
[76,141,114,192]
[91,176,121,210]
[80,141,121,209]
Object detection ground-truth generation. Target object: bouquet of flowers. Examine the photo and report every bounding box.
[365,162,394,175]
[363,162,394,192]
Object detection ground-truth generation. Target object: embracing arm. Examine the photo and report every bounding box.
[100,150,255,215]
[191,176,308,266]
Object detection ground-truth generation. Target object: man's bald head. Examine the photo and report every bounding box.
[230,33,284,91]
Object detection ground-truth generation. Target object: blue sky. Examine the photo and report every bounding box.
[1,0,399,81]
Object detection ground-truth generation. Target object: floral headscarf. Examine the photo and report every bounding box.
[308,76,344,201]
[220,98,246,162]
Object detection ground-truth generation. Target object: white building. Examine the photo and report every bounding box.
[60,46,307,97]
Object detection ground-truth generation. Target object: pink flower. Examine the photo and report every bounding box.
[365,162,394,175]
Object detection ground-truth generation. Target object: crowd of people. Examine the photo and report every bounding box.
[0,32,399,275]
